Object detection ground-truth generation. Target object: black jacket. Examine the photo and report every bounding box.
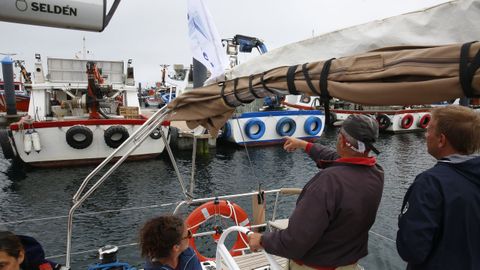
[397,155,480,270]
[261,144,384,267]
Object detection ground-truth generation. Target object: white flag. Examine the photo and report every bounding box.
[187,0,228,80]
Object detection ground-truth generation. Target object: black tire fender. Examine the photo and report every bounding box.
[104,126,129,148]
[66,125,94,149]
[150,127,162,139]
[376,114,391,131]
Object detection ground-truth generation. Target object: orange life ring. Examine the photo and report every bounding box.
[185,200,250,262]
[400,114,414,129]
[417,114,431,129]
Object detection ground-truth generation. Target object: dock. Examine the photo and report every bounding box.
[170,120,216,152]
[142,107,216,152]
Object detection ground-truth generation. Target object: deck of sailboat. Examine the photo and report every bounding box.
[227,252,288,270]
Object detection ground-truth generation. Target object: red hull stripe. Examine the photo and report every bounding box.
[10,118,170,131]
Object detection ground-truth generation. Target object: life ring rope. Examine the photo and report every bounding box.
[186,200,250,261]
[187,202,249,245]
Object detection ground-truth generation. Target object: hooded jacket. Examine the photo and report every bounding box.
[18,235,61,270]
[144,247,202,270]
[397,155,480,270]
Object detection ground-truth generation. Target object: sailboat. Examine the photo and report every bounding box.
[2,0,480,269]
[63,0,479,269]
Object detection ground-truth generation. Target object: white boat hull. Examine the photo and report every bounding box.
[331,109,431,133]
[220,110,325,146]
[283,96,431,133]
[9,119,169,167]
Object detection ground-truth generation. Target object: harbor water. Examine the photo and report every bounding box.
[0,127,435,269]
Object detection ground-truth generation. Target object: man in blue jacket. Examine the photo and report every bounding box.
[396,105,480,270]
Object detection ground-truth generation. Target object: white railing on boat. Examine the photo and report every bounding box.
[63,187,300,269]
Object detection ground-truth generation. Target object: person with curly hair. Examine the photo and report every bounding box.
[139,215,201,270]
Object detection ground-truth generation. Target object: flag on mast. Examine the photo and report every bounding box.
[187,0,228,80]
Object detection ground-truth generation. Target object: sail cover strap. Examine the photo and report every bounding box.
[221,82,236,107]
[249,75,262,98]
[460,41,480,98]
[302,63,321,96]
[320,58,335,126]
[287,65,300,95]
[233,78,252,104]
[261,73,276,94]
[319,58,334,101]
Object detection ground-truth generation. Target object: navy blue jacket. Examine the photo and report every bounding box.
[396,155,480,270]
[144,247,202,270]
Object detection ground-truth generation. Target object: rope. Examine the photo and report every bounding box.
[227,200,249,247]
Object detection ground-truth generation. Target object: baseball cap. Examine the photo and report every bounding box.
[342,114,380,155]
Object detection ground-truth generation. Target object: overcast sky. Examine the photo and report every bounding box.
[0,0,448,87]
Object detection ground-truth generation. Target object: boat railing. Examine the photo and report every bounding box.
[28,187,298,268]
[59,91,298,268]
[66,103,192,269]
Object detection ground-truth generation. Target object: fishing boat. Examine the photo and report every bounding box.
[221,108,324,146]
[0,60,32,112]
[144,65,188,108]
[0,81,30,112]
[217,35,325,146]
[0,56,170,167]
[283,95,432,133]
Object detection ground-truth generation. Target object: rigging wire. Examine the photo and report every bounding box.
[0,202,176,226]
[233,108,260,188]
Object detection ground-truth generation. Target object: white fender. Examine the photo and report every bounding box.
[31,131,42,153]
[23,132,32,155]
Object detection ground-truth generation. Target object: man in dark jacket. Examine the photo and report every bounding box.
[248,114,384,270]
[396,105,480,270]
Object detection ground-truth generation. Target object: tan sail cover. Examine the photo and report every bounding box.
[229,0,479,79]
[167,42,480,135]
